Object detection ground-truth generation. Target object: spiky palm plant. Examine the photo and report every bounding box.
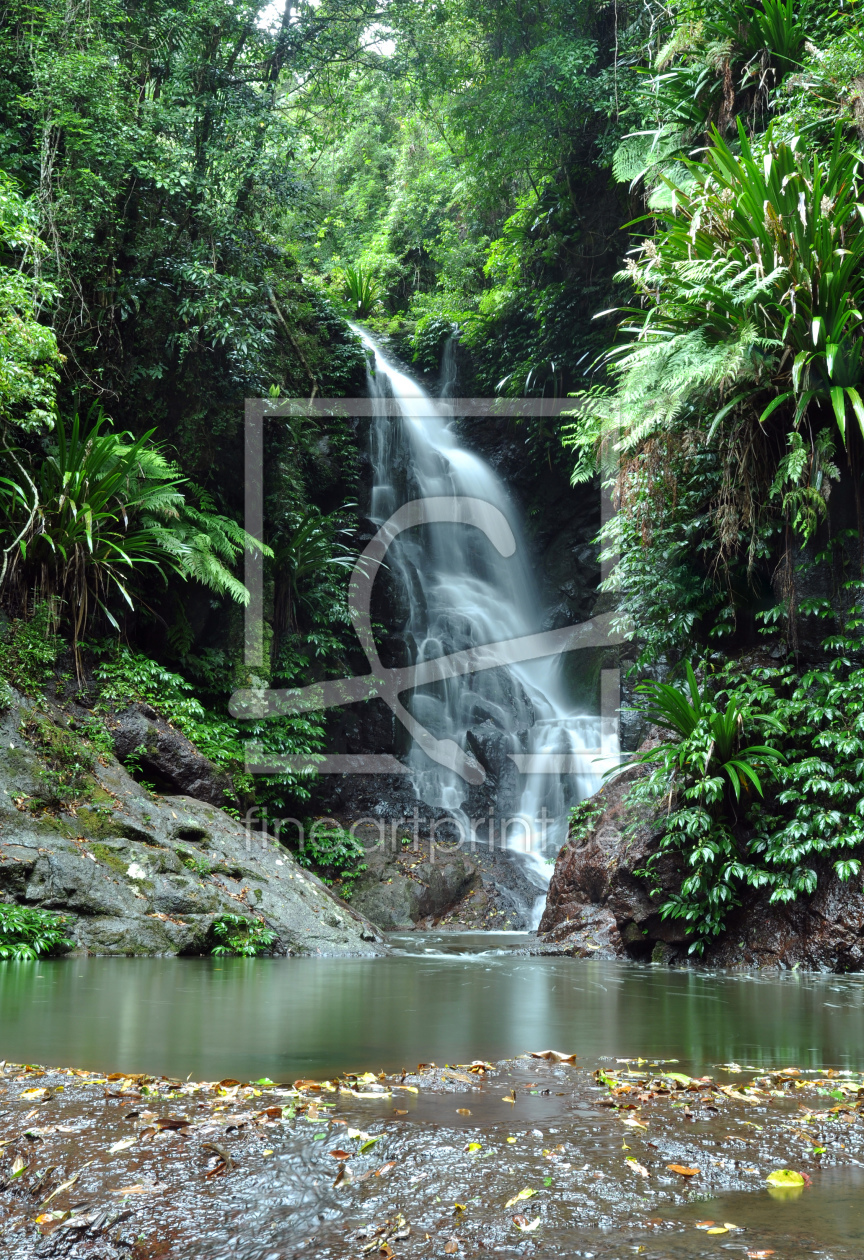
[343,265,381,318]
[633,662,786,801]
[569,122,864,474]
[0,410,270,660]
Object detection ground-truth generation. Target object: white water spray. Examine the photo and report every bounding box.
[357,326,606,925]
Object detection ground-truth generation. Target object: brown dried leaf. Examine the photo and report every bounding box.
[667,1164,699,1176]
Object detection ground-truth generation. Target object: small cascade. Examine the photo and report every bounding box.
[356,326,605,925]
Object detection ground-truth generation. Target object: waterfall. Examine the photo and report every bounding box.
[356,326,604,924]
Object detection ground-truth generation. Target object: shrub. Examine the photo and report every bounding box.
[295,820,367,899]
[210,914,277,957]
[0,904,73,960]
[630,618,864,953]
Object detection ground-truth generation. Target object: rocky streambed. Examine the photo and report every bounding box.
[1,1052,863,1258]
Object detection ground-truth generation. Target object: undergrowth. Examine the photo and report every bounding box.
[210,914,277,957]
[0,904,73,960]
[630,593,864,954]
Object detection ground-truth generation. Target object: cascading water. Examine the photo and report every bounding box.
[357,326,606,925]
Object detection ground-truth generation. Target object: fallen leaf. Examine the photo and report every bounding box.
[444,1238,459,1254]
[41,1170,82,1206]
[506,1136,517,1144]
[626,1158,649,1178]
[621,1115,648,1129]
[377,1161,397,1176]
[766,1169,805,1186]
[707,1227,728,1235]
[218,1079,242,1088]
[663,1073,692,1087]
[666,1165,699,1177]
[11,1156,27,1177]
[393,1109,408,1115]
[108,1137,137,1154]
[530,1050,576,1064]
[465,1142,482,1153]
[20,1088,48,1099]
[513,1216,541,1232]
[454,1202,467,1211]
[35,1210,67,1225]
[329,1149,352,1160]
[359,1136,382,1152]
[747,1252,776,1258]
[505,1187,537,1208]
[112,1185,156,1195]
[456,1108,471,1116]
[695,1221,715,1229]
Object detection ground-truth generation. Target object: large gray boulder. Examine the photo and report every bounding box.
[350,845,479,930]
[0,691,385,957]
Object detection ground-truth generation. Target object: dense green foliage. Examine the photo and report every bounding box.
[632,612,864,953]
[295,820,368,899]
[210,913,278,957]
[0,904,73,960]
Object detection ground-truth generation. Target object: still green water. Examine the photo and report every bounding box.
[0,933,862,1080]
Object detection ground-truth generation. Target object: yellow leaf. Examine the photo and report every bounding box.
[505,1187,537,1208]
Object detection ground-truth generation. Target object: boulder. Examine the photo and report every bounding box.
[0,691,386,957]
[107,703,231,805]
[350,845,479,930]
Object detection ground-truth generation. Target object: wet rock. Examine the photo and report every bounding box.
[538,903,622,957]
[0,690,387,958]
[350,844,480,930]
[107,702,231,805]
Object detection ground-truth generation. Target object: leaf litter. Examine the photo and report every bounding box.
[0,1055,862,1257]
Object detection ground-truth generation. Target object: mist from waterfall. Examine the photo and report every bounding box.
[356,325,604,921]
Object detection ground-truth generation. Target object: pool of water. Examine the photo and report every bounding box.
[4,935,864,1259]
[1,933,863,1080]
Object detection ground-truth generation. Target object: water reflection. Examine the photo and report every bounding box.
[1,937,863,1082]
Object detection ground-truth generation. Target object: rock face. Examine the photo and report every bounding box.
[0,691,385,957]
[108,702,231,805]
[350,847,479,930]
[538,752,864,971]
[344,820,543,930]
